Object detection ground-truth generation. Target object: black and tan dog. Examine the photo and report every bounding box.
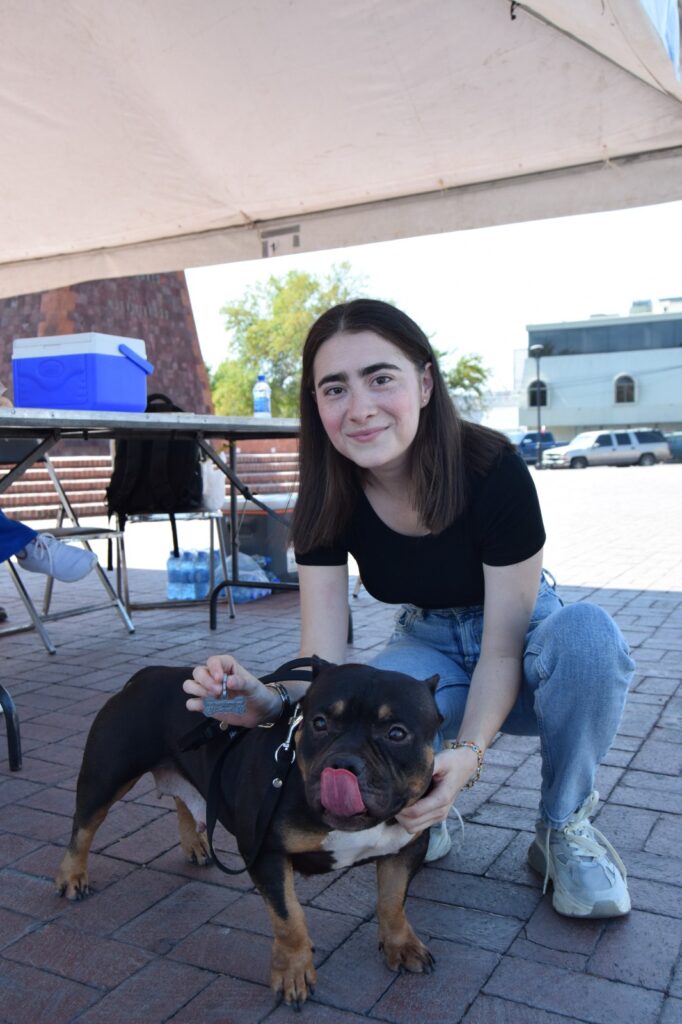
[56,660,442,1006]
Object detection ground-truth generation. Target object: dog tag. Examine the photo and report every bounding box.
[203,695,247,717]
[203,672,247,718]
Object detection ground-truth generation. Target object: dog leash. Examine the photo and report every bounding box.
[196,657,318,876]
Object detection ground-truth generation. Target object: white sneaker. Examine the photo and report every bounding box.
[16,535,98,583]
[424,820,453,862]
[528,791,631,918]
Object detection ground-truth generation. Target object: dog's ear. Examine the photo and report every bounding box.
[311,654,334,678]
[424,673,440,695]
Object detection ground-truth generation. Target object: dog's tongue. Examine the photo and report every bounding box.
[320,767,366,817]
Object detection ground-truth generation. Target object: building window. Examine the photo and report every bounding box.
[528,379,547,408]
[615,374,635,404]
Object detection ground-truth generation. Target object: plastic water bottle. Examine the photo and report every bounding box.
[194,550,210,600]
[252,373,271,418]
[179,550,196,600]
[166,552,183,601]
[212,549,225,586]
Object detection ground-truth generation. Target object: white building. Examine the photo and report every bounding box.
[519,301,682,441]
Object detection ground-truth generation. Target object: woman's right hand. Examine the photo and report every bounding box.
[183,654,280,729]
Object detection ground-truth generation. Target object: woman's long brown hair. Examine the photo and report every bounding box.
[290,299,511,553]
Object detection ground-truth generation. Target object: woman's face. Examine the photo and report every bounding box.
[312,330,433,476]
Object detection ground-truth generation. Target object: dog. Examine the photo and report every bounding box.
[56,660,442,1007]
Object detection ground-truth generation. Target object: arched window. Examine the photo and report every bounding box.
[528,379,547,408]
[615,374,635,404]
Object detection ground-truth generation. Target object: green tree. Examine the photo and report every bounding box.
[212,263,365,416]
[442,352,491,417]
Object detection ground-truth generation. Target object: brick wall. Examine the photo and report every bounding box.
[0,291,44,381]
[0,276,297,466]
[0,271,212,415]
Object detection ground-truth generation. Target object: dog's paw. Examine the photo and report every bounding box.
[55,851,91,901]
[380,929,435,974]
[55,870,90,901]
[271,945,317,1009]
[181,829,211,867]
[175,802,212,866]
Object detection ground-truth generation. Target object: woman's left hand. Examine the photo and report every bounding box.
[396,745,479,833]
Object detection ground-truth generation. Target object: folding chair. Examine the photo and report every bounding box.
[0,684,21,771]
[0,447,134,655]
[114,509,235,617]
[3,523,134,655]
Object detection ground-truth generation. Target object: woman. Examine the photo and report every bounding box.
[184,299,634,920]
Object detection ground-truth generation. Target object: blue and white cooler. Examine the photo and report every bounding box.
[12,333,154,412]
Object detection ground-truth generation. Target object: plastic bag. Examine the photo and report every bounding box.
[201,455,227,511]
[214,551,272,603]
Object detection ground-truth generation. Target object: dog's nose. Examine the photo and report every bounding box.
[328,755,364,777]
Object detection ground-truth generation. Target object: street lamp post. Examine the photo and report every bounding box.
[529,343,544,469]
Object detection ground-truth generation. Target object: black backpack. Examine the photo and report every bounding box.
[106,393,204,554]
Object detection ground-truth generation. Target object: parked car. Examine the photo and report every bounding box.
[542,429,672,469]
[503,430,558,464]
[664,432,682,462]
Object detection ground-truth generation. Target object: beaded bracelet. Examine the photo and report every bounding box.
[446,739,485,788]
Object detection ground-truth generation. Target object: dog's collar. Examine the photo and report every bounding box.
[260,656,320,686]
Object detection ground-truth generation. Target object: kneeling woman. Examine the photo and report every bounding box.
[185,299,634,919]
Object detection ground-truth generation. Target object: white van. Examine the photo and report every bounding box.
[543,429,671,469]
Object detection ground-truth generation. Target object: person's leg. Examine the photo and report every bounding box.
[520,600,635,917]
[0,511,97,582]
[369,605,477,862]
[0,508,37,562]
[521,601,633,827]
[15,534,97,582]
[369,605,475,740]
[372,589,635,911]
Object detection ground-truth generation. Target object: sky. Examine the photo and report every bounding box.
[185,199,681,394]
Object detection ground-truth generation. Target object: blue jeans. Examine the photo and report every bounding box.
[0,508,36,564]
[369,576,635,829]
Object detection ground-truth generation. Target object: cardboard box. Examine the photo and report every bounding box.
[12,333,153,411]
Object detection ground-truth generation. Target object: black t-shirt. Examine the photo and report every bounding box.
[295,449,546,608]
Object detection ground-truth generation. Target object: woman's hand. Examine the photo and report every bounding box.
[396,745,480,833]
[183,654,280,730]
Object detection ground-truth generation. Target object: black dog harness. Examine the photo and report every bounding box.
[179,657,317,875]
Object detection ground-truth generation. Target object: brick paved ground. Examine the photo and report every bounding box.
[0,465,681,1024]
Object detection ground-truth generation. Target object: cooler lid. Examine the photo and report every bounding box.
[12,333,147,359]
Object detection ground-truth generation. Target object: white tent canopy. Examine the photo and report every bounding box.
[2,0,682,298]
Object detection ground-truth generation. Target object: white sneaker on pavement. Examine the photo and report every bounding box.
[16,535,98,583]
[528,790,631,918]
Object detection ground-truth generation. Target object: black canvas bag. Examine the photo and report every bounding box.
[106,393,203,555]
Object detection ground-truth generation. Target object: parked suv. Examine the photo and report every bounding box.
[543,429,672,469]
[504,430,558,464]
[664,432,682,462]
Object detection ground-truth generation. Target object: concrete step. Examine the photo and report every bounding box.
[238,457,298,468]
[1,451,298,521]
[238,471,298,486]
[1,455,112,520]
[2,502,110,521]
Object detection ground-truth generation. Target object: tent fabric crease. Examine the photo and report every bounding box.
[1,0,681,298]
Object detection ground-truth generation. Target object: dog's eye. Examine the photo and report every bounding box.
[387,725,408,741]
[311,715,327,732]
